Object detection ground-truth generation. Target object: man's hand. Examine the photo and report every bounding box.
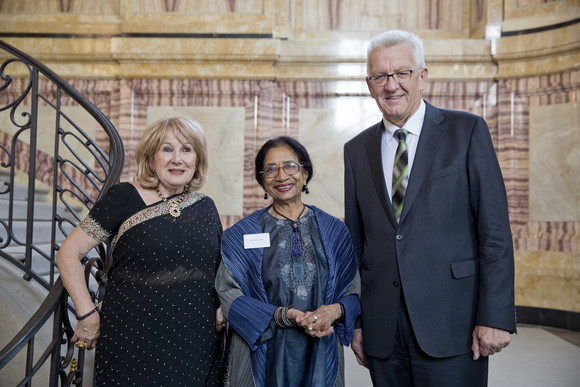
[472,325,511,360]
[351,328,368,368]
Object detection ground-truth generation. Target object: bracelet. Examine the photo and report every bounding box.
[338,303,345,320]
[281,305,296,327]
[274,307,285,327]
[76,306,100,321]
[274,305,296,328]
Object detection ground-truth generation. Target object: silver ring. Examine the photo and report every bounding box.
[312,315,318,322]
[307,326,313,331]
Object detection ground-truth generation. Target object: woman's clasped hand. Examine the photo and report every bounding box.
[293,304,344,338]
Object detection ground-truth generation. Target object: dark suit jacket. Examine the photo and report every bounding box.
[344,101,516,358]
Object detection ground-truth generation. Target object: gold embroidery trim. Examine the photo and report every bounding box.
[111,192,206,249]
[79,214,111,243]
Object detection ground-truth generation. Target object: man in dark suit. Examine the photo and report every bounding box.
[344,30,516,386]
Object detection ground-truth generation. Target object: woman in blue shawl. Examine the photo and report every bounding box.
[216,136,361,387]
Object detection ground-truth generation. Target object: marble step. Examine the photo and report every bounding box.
[0,177,51,202]
[0,219,72,245]
[0,197,77,221]
[2,243,60,278]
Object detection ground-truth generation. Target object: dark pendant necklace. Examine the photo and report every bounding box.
[272,204,306,258]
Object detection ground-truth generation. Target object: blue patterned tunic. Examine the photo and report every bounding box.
[217,205,361,387]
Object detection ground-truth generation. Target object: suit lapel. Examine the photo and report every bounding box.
[400,102,447,223]
[366,121,399,228]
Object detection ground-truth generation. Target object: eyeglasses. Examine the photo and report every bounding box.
[260,162,302,178]
[367,70,415,86]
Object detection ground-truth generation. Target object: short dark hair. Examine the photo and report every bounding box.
[254,136,314,190]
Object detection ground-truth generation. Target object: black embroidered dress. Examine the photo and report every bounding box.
[79,182,223,386]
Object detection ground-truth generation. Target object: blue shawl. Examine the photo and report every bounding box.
[221,205,361,387]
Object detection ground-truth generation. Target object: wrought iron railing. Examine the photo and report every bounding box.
[0,40,124,386]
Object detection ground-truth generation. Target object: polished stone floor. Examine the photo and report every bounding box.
[344,325,580,387]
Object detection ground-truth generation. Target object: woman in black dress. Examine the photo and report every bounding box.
[57,117,226,386]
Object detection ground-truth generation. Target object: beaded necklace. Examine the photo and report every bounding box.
[272,204,306,258]
[156,187,187,219]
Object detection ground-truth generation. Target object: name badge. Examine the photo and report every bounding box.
[244,233,270,249]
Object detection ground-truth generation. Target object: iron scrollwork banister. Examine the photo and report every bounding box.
[0,40,124,197]
[0,39,124,386]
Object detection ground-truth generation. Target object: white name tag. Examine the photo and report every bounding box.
[244,233,271,249]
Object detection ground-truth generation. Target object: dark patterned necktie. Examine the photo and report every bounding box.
[392,129,409,222]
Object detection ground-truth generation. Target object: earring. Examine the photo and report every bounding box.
[264,192,268,200]
[303,186,309,194]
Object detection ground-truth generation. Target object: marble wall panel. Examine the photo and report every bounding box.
[0,0,119,14]
[471,0,485,25]
[498,71,580,246]
[302,0,400,32]
[529,102,579,222]
[301,0,465,36]
[497,71,580,313]
[514,0,558,8]
[515,250,579,312]
[469,0,487,39]
[132,0,264,14]
[503,0,577,32]
[297,100,379,219]
[514,0,559,8]
[417,0,465,32]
